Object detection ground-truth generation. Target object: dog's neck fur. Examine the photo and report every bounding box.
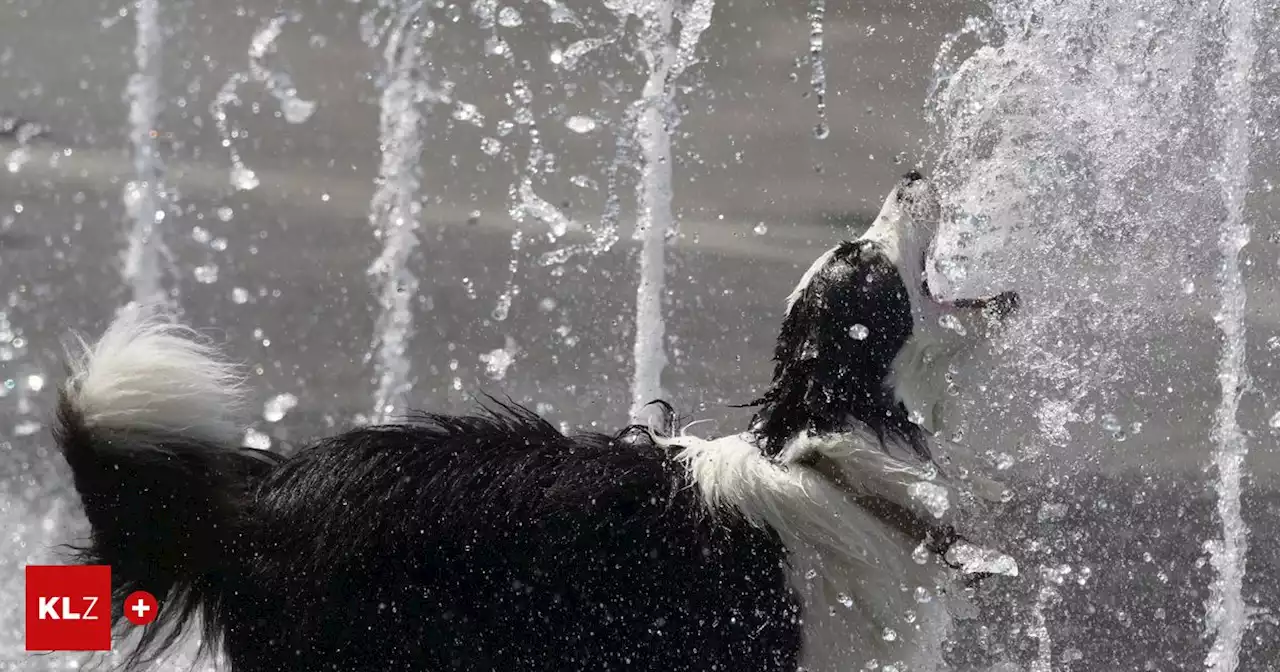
[670,430,961,671]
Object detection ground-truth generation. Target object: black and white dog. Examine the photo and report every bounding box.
[52,172,1015,672]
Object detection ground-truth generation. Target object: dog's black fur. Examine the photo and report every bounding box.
[57,394,801,672]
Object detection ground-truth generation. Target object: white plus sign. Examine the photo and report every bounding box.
[131,598,151,619]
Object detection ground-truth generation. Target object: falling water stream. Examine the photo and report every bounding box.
[807,0,828,140]
[121,0,165,307]
[623,0,715,425]
[364,2,431,423]
[1204,0,1257,668]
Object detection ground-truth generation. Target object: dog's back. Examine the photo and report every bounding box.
[220,410,802,671]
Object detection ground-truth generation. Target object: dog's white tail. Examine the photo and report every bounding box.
[64,304,246,444]
[54,304,275,667]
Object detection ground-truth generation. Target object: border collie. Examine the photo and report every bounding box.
[51,172,1015,672]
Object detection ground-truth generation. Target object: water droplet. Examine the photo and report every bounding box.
[497,6,523,27]
[1038,502,1068,522]
[881,627,898,642]
[25,374,44,392]
[1182,278,1195,294]
[938,314,967,335]
[911,543,932,565]
[453,102,484,127]
[194,264,220,284]
[481,137,503,156]
[281,98,316,124]
[753,222,768,235]
[1100,413,1127,441]
[217,206,235,222]
[14,420,41,436]
[836,593,854,608]
[1270,411,1280,430]
[232,287,250,304]
[849,324,869,340]
[243,428,272,450]
[565,116,598,134]
[263,393,298,423]
[231,165,259,190]
[914,586,932,603]
[813,123,829,139]
[5,148,30,173]
[480,344,517,381]
[907,482,950,518]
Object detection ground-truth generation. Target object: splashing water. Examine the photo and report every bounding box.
[1205,1,1258,669]
[248,14,318,124]
[363,2,438,423]
[213,13,316,192]
[619,0,717,425]
[122,0,166,306]
[930,0,1267,666]
[932,1,1265,448]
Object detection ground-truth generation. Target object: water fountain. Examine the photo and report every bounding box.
[930,0,1276,667]
[1,0,1278,669]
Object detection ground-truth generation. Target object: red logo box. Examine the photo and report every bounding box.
[25,565,112,651]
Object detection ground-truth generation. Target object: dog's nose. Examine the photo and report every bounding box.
[901,170,926,184]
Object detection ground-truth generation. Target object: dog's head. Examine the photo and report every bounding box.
[748,172,937,460]
[861,170,941,288]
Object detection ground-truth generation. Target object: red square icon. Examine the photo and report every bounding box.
[25,565,112,651]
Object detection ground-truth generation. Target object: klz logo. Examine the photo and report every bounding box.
[26,565,111,651]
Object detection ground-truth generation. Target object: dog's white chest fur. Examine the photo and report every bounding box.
[891,292,976,434]
[673,433,965,672]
